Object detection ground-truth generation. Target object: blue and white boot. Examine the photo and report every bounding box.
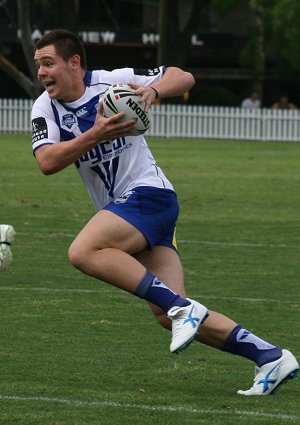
[168,299,209,354]
[237,349,299,395]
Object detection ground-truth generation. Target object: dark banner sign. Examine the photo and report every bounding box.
[1,28,205,47]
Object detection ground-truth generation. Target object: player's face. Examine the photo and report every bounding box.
[34,45,84,102]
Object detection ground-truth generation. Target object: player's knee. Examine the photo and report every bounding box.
[68,241,89,271]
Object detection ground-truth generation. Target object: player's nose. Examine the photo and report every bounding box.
[37,65,47,79]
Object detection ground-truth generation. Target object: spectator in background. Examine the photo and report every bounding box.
[241,90,261,109]
[272,95,297,110]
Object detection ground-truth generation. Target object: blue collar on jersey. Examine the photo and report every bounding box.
[84,70,93,87]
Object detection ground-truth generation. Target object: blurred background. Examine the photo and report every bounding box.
[0,0,300,108]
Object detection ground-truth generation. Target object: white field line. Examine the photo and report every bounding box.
[178,240,300,249]
[15,232,300,249]
[0,182,81,187]
[0,286,296,305]
[0,395,299,422]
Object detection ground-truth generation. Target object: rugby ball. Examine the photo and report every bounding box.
[103,84,151,136]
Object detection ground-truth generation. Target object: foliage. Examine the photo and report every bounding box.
[189,84,239,106]
[213,0,300,78]
[157,0,200,67]
[1,0,300,97]
[211,0,240,16]
[272,0,300,72]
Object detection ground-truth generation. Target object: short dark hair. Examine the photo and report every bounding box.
[35,29,87,69]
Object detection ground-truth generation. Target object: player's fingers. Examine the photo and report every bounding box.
[98,102,104,114]
[138,88,156,111]
[127,83,139,90]
[127,84,154,111]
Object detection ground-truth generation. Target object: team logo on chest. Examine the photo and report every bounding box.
[61,113,77,130]
[76,107,89,117]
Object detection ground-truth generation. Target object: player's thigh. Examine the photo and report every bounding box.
[71,209,148,254]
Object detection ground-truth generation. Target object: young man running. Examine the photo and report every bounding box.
[31,29,298,395]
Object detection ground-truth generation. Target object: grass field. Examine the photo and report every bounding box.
[0,134,299,424]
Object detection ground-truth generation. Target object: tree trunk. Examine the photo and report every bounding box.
[17,0,37,82]
[0,54,37,97]
[59,0,79,33]
[253,5,266,99]
[157,0,201,67]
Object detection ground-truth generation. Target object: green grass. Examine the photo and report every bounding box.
[0,134,299,424]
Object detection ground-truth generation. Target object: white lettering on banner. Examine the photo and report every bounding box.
[79,31,116,44]
[101,31,116,44]
[142,33,160,45]
[80,31,100,43]
[32,29,43,40]
[17,28,202,46]
[191,34,204,46]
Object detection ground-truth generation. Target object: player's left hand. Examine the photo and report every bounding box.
[127,84,157,112]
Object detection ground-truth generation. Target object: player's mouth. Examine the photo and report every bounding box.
[43,80,56,91]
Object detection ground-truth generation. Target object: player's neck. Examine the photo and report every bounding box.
[61,70,86,103]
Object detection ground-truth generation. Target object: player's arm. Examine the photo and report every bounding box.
[150,66,195,98]
[34,104,135,175]
[130,67,195,111]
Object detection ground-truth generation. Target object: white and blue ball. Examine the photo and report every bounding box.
[103,84,151,136]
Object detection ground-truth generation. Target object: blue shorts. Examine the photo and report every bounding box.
[103,186,179,251]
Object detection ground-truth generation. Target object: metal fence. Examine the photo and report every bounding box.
[1,98,300,142]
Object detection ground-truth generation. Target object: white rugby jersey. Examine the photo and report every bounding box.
[31,67,174,210]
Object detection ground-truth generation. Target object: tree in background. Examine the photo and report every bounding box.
[157,0,202,67]
[272,0,300,74]
[0,0,79,99]
[0,0,300,101]
[0,0,40,98]
[212,0,300,98]
[1,0,200,98]
[212,0,267,97]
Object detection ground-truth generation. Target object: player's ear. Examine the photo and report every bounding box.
[70,54,81,69]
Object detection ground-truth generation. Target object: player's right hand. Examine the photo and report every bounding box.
[93,103,136,141]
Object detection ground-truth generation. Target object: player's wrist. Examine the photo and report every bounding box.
[150,86,159,99]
